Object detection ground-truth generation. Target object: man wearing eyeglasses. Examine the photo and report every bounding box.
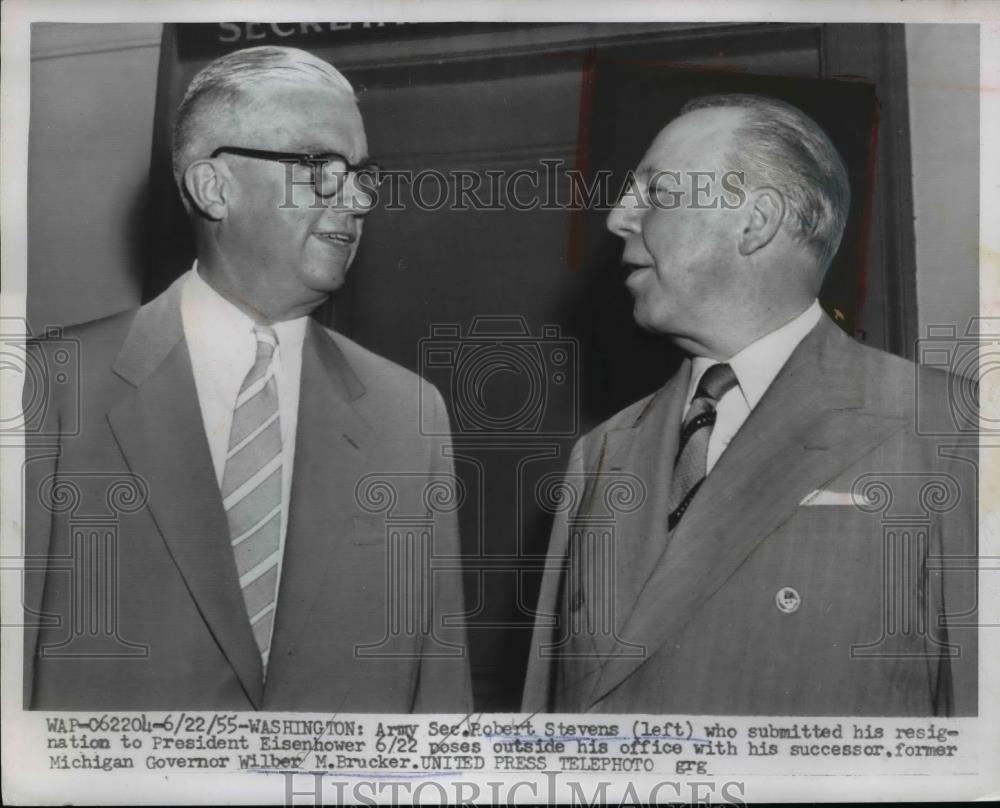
[23,46,472,712]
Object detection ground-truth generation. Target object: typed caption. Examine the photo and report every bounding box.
[34,712,973,777]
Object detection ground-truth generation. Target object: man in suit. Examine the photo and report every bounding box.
[24,46,471,711]
[523,94,977,715]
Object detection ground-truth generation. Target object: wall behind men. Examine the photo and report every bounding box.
[27,23,162,332]
[906,24,980,342]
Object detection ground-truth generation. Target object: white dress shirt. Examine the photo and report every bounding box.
[684,300,823,474]
[181,265,308,603]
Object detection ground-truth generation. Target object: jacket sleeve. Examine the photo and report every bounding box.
[411,384,473,713]
[933,443,979,716]
[21,338,62,708]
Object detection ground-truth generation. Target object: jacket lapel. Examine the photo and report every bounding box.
[106,277,264,707]
[265,321,375,685]
[582,365,690,662]
[586,318,909,707]
[553,365,690,709]
[622,362,692,598]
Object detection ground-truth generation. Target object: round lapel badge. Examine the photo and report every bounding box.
[775,586,801,614]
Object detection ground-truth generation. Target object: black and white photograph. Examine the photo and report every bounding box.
[2,1,997,804]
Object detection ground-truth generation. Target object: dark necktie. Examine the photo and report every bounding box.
[667,362,739,531]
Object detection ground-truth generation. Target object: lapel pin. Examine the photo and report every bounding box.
[775,586,801,614]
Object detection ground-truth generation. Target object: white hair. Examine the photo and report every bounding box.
[681,93,851,270]
[171,45,355,208]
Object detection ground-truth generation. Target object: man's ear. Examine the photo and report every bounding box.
[738,187,784,256]
[183,159,230,221]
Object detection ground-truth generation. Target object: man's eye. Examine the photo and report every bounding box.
[646,181,665,204]
[319,158,348,174]
[649,179,683,208]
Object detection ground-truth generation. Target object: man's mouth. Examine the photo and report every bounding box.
[313,231,355,246]
[623,261,653,276]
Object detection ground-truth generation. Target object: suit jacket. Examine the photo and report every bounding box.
[523,316,977,715]
[24,276,472,712]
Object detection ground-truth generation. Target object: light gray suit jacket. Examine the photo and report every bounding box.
[523,316,977,715]
[25,275,472,711]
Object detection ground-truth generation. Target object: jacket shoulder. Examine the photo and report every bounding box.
[23,308,139,430]
[321,326,441,403]
[573,391,656,466]
[25,307,138,383]
[28,307,138,353]
[845,337,974,423]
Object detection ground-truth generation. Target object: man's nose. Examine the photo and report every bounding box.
[606,194,641,239]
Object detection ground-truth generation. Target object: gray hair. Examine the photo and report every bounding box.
[681,93,850,269]
[172,45,355,206]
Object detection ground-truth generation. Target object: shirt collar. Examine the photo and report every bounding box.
[687,300,824,410]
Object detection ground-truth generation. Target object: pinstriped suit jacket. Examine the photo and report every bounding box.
[523,316,977,715]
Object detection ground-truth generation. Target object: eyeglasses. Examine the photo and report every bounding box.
[210,146,382,200]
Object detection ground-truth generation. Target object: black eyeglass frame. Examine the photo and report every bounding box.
[210,146,382,197]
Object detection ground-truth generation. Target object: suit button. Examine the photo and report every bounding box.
[775,586,801,614]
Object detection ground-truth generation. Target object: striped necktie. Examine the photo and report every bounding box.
[667,362,738,531]
[223,325,283,672]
